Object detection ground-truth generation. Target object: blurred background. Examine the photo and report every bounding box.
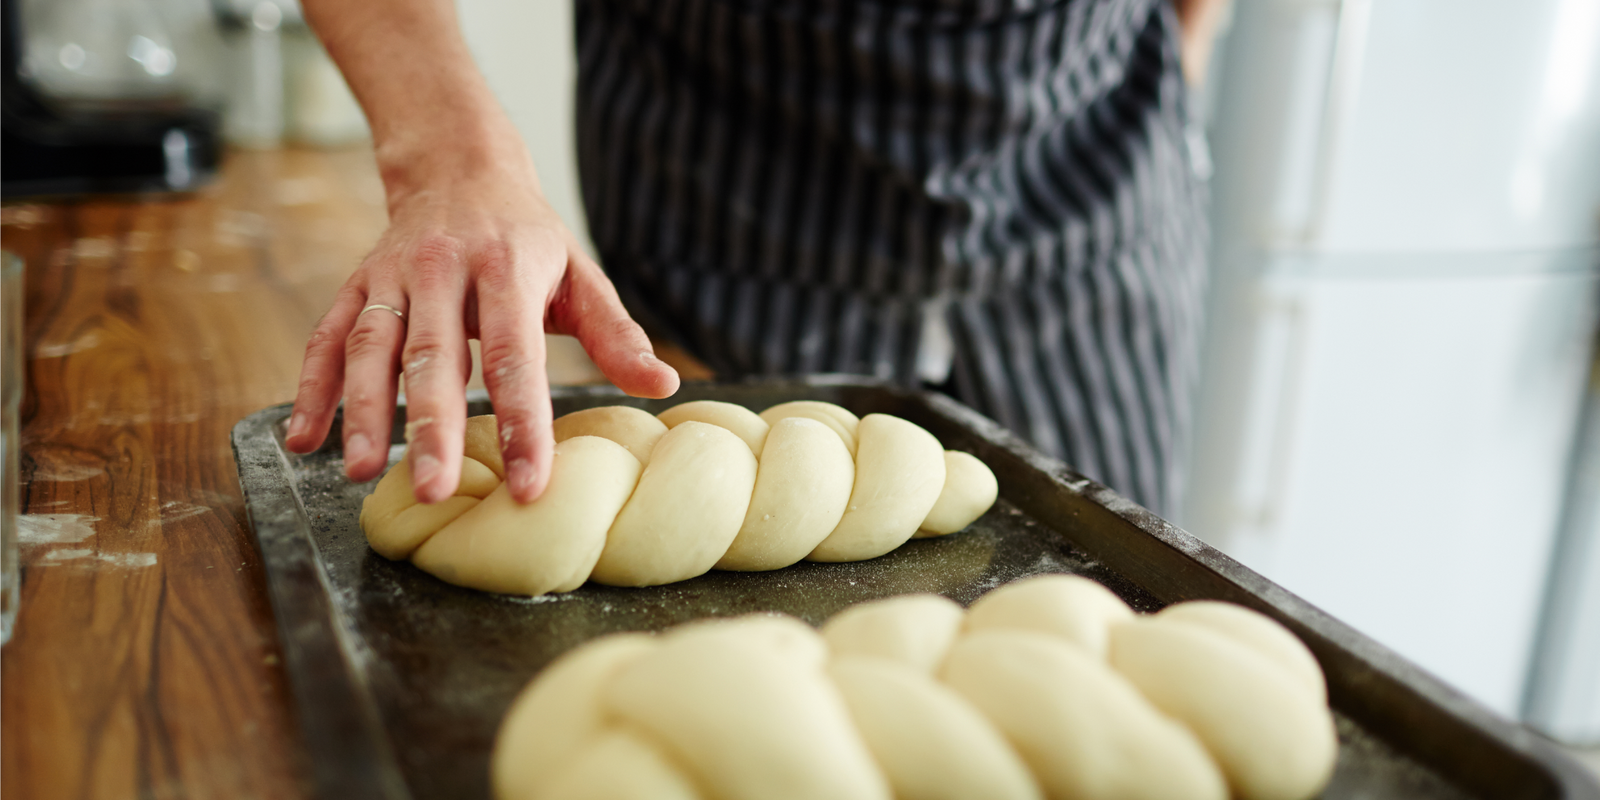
[7,0,1598,750]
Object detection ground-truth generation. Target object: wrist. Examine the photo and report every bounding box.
[373,110,539,210]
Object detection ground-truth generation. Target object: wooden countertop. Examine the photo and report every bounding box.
[0,147,709,799]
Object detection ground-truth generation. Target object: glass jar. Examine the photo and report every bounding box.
[1,251,22,645]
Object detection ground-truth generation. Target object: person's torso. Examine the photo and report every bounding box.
[575,0,1195,299]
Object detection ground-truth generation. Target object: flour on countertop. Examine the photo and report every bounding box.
[158,501,212,523]
[18,513,100,546]
[21,513,163,568]
[30,463,105,482]
[38,549,158,569]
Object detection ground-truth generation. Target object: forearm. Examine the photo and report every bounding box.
[1172,0,1230,85]
[298,0,536,204]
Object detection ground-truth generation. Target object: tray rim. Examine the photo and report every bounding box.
[231,375,1600,800]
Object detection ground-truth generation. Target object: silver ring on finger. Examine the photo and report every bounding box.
[360,303,406,321]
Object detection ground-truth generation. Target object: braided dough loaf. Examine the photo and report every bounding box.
[359,401,999,596]
[492,575,1338,800]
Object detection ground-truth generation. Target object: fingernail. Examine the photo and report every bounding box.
[413,454,441,486]
[639,350,662,366]
[345,432,373,465]
[287,413,308,441]
[507,458,535,497]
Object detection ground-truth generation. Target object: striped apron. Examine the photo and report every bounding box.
[575,0,1209,515]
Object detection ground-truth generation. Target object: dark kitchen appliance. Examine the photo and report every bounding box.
[1,0,219,198]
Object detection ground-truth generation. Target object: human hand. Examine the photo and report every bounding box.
[283,144,680,504]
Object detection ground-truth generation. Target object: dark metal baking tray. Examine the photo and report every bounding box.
[231,376,1599,800]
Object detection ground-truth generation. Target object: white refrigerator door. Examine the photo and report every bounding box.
[1319,0,1600,253]
[1190,258,1597,715]
[1204,0,1600,255]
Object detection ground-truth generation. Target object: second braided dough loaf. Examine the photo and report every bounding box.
[493,576,1340,800]
[360,400,999,596]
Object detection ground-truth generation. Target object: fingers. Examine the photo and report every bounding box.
[550,257,681,399]
[287,287,366,453]
[477,255,556,503]
[399,247,473,504]
[340,294,408,483]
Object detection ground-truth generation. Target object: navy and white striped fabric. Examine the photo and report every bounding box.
[575,0,1208,514]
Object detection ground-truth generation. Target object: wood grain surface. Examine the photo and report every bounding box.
[0,147,710,800]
